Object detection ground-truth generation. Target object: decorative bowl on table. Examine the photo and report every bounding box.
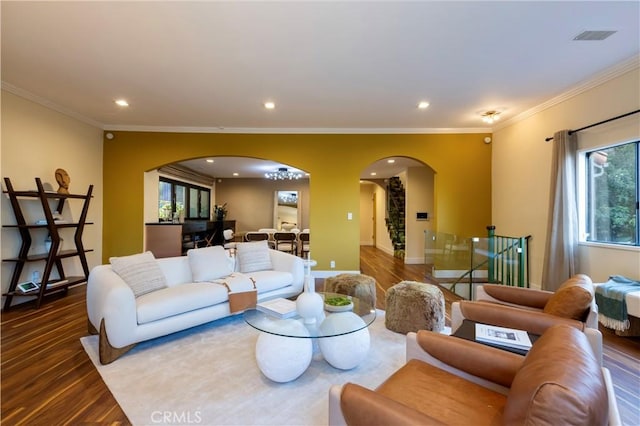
[324,295,354,312]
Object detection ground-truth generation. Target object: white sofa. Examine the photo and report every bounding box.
[87,244,304,364]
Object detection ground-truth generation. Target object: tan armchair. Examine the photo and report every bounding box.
[472,273,598,328]
[328,325,620,426]
[451,273,603,363]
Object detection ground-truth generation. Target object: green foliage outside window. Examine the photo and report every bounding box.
[588,142,638,245]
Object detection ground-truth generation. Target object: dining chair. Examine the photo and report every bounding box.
[245,231,270,242]
[298,231,310,258]
[273,232,297,254]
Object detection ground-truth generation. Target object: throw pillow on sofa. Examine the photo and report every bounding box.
[236,240,273,273]
[110,251,168,297]
[188,245,234,282]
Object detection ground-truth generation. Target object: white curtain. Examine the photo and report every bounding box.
[541,130,579,291]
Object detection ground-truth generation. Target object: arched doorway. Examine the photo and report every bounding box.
[359,156,435,264]
[143,156,310,254]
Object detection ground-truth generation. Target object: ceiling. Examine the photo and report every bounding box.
[2,1,638,178]
[179,156,427,179]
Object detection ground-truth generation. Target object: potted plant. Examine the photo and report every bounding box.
[214,203,228,221]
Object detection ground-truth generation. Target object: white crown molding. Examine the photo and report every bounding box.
[494,54,640,132]
[1,81,104,129]
[102,125,491,134]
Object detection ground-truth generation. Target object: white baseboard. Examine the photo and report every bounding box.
[376,246,394,256]
[404,256,424,264]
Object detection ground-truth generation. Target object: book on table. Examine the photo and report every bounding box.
[475,323,533,350]
[256,298,297,319]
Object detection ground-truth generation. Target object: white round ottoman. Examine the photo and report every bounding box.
[318,312,370,370]
[255,320,313,383]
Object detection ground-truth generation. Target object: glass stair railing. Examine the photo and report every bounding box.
[424,226,530,299]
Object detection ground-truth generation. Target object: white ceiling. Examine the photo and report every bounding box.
[2,1,638,178]
[179,155,427,179]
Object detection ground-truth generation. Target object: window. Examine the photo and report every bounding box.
[159,177,211,221]
[583,141,639,246]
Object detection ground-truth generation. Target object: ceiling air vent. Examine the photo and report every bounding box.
[573,30,617,41]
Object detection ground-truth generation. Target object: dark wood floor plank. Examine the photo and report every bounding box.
[1,246,638,425]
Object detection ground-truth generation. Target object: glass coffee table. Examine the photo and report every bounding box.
[244,292,376,382]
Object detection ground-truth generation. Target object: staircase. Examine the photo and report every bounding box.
[385,177,406,259]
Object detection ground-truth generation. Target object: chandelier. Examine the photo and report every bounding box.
[265,167,302,180]
[481,110,501,124]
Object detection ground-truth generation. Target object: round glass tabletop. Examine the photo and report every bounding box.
[244,292,376,338]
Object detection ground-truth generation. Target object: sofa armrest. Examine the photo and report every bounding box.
[268,249,304,291]
[332,383,442,426]
[86,264,139,348]
[406,331,522,393]
[328,385,347,426]
[476,284,551,309]
[602,367,622,426]
[454,300,584,335]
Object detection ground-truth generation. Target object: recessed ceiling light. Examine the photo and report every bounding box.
[370,172,377,176]
[418,101,430,109]
[232,172,239,177]
[206,159,214,163]
[264,102,275,109]
[387,159,395,164]
[115,99,129,107]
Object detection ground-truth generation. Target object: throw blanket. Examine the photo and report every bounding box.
[595,275,640,331]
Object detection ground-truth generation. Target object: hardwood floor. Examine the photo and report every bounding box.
[1,246,638,425]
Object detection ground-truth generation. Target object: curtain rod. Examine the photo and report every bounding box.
[544,109,640,142]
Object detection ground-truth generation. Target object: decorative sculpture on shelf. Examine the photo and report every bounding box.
[55,168,70,194]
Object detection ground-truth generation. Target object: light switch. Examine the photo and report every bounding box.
[347,212,353,220]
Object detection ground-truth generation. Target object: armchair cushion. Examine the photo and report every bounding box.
[504,325,608,425]
[543,274,594,321]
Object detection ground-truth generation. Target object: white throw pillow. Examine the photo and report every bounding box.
[187,246,233,282]
[236,241,273,273]
[110,251,168,297]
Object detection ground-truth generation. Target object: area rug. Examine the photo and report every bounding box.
[81,311,406,426]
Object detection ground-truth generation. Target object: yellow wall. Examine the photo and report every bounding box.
[103,132,492,270]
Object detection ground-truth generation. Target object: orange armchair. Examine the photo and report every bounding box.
[451,274,603,363]
[472,273,598,328]
[328,325,620,426]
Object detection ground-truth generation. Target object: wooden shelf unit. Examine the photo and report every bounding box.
[2,177,93,310]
